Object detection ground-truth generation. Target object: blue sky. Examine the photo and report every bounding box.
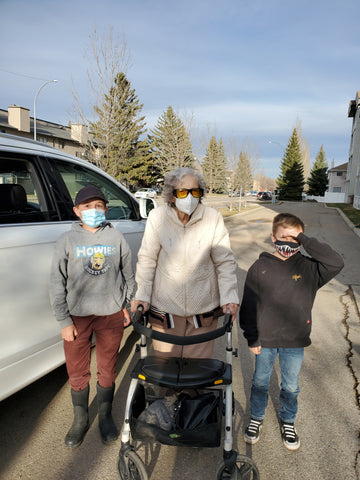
[1,0,359,178]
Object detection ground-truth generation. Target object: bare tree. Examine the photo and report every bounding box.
[225,136,260,210]
[295,118,311,184]
[240,138,260,176]
[254,171,277,192]
[71,27,131,169]
[235,150,253,207]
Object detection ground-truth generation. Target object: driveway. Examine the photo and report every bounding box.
[0,201,359,480]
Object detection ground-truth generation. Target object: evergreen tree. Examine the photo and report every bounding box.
[202,137,227,194]
[149,106,194,178]
[279,162,305,200]
[89,72,154,185]
[307,145,328,196]
[117,137,159,189]
[278,128,305,200]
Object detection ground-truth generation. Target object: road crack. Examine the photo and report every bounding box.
[340,285,360,479]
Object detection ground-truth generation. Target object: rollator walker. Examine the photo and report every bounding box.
[118,306,260,480]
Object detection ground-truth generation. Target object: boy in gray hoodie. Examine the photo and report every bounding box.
[49,185,136,448]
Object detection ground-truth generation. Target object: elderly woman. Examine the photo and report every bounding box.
[131,167,239,358]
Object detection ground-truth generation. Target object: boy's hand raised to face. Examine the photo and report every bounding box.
[276,226,303,243]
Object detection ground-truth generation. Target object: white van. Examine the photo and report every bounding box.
[0,133,154,401]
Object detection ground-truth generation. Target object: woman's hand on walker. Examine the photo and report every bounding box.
[130,299,149,313]
[222,303,239,322]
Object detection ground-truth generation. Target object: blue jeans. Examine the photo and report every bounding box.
[250,347,304,423]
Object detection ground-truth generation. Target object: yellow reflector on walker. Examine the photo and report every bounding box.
[214,379,223,385]
[138,374,146,380]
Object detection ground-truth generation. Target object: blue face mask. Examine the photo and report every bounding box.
[81,209,106,228]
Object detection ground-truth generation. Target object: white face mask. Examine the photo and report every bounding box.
[175,195,199,215]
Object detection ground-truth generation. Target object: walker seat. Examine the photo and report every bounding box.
[131,356,232,389]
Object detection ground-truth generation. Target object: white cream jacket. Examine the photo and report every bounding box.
[135,203,239,316]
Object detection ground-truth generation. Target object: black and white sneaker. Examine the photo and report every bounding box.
[280,421,300,450]
[244,418,263,444]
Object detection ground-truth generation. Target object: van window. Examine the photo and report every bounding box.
[0,156,53,224]
[53,160,138,220]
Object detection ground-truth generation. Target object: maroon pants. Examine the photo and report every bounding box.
[64,311,124,391]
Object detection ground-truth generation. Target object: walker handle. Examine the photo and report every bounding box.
[132,306,232,345]
[132,304,145,324]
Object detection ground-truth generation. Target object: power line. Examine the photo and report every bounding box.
[0,68,51,82]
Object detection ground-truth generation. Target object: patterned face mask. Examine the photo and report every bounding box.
[274,239,301,258]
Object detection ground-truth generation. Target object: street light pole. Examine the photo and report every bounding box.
[268,140,285,151]
[33,80,58,141]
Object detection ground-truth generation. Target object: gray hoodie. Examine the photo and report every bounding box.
[49,222,136,329]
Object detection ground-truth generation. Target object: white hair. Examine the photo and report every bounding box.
[162,167,206,206]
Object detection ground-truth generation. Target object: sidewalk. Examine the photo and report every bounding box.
[326,204,360,239]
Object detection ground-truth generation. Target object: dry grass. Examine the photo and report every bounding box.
[218,205,258,217]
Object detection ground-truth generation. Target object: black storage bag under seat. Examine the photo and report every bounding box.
[130,384,222,447]
[174,392,219,430]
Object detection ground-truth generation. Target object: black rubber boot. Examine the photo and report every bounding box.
[65,385,90,448]
[97,383,118,445]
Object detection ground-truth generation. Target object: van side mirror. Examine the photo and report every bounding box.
[138,197,157,218]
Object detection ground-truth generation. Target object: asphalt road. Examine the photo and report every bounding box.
[0,200,359,480]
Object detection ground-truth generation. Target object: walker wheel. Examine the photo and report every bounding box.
[216,454,260,480]
[118,449,148,480]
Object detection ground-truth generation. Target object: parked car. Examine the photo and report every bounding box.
[0,133,157,401]
[134,188,157,199]
[258,192,273,200]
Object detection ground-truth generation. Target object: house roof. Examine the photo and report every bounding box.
[0,109,76,141]
[329,162,348,172]
[0,109,99,146]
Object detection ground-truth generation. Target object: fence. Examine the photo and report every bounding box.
[303,192,346,203]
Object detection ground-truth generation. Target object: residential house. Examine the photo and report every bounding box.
[0,105,92,160]
[347,92,360,209]
[301,162,347,203]
[328,162,347,194]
